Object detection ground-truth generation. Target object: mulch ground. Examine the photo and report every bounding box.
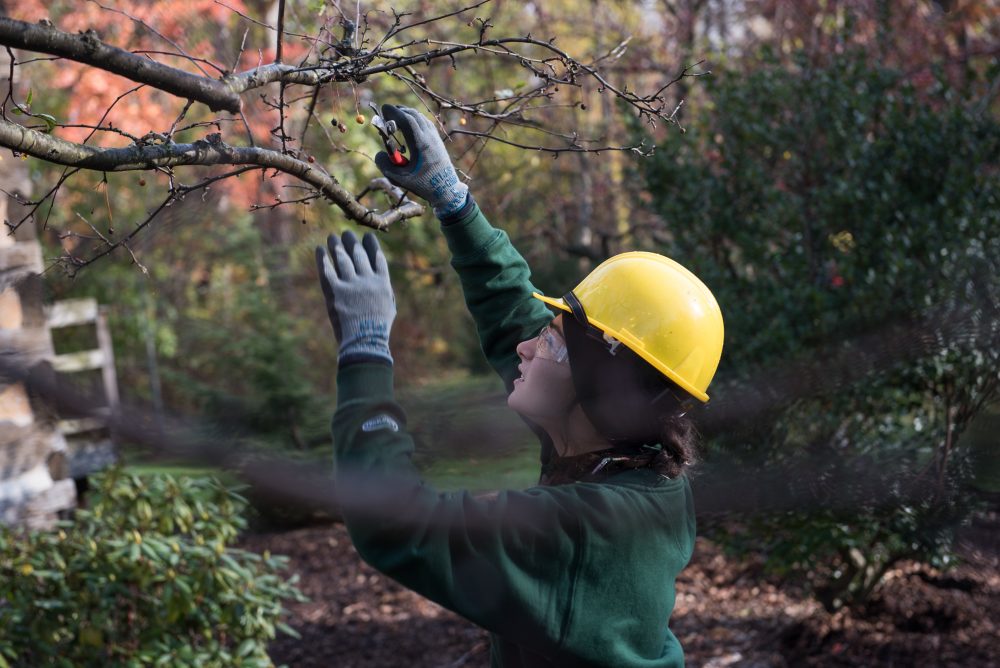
[239,511,999,668]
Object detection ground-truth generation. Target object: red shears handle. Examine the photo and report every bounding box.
[387,143,408,167]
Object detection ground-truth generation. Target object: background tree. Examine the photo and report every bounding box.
[639,47,1000,609]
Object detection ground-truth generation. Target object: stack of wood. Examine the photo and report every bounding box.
[0,46,122,529]
[0,152,77,528]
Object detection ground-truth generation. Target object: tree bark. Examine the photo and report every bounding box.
[0,118,423,229]
[0,17,241,112]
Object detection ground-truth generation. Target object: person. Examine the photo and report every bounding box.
[314,105,724,667]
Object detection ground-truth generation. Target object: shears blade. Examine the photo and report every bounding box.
[368,102,408,166]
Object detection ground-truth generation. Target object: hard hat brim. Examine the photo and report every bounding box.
[531,292,711,403]
[532,292,572,314]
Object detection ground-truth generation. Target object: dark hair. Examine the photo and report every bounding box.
[562,316,700,478]
[652,412,698,479]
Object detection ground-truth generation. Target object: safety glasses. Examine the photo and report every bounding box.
[535,325,569,364]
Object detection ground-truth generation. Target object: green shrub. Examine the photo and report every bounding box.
[0,470,305,667]
[640,50,1000,609]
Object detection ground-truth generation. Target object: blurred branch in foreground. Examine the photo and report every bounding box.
[2,281,997,528]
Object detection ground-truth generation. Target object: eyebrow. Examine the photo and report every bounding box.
[550,319,564,336]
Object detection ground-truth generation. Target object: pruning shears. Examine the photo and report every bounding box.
[368,102,409,166]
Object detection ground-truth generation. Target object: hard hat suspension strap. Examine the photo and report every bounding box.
[562,292,693,418]
[563,290,621,354]
[562,290,589,328]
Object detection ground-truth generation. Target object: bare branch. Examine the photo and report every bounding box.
[451,128,653,156]
[0,117,423,230]
[275,0,289,154]
[132,50,227,76]
[86,0,215,77]
[651,59,711,99]
[388,0,492,40]
[0,17,241,113]
[225,62,339,91]
[0,13,689,130]
[81,84,147,144]
[0,5,696,252]
[213,0,329,46]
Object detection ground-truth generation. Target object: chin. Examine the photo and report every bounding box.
[508,380,541,419]
[507,382,526,413]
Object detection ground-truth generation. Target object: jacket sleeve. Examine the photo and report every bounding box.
[333,362,581,654]
[439,197,554,389]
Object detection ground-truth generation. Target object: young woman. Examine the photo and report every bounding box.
[315,105,724,667]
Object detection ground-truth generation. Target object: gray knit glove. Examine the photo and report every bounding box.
[374,105,469,218]
[315,231,396,366]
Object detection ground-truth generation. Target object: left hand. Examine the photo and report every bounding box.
[315,230,396,366]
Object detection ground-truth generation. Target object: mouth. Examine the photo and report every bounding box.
[514,365,526,383]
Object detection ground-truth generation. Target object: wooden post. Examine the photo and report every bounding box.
[45,298,120,478]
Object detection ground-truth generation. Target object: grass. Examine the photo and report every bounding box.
[124,373,543,496]
[126,446,542,496]
[421,444,541,492]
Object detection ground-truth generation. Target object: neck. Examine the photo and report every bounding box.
[543,403,611,458]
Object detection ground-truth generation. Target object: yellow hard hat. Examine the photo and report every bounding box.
[532,251,724,402]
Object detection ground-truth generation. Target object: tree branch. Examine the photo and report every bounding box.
[0,117,422,230]
[86,0,215,77]
[0,16,688,131]
[0,17,241,113]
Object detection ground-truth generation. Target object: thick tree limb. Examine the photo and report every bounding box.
[226,62,337,91]
[0,17,241,113]
[0,117,423,230]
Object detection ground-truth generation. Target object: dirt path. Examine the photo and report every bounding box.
[240,512,998,667]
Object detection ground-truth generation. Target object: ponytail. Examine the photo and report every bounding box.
[652,413,698,479]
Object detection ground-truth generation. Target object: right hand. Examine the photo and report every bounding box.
[314,231,397,366]
[374,105,469,218]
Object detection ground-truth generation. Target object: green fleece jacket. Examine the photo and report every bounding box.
[332,200,696,667]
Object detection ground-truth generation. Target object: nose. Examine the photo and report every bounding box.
[516,336,538,361]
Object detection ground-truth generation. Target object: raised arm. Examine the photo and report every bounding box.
[439,198,553,387]
[374,105,552,388]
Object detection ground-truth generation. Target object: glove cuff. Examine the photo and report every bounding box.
[438,192,476,226]
[431,181,470,219]
[337,320,393,366]
[338,352,393,368]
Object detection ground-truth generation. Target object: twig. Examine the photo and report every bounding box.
[387,0,492,42]
[82,84,147,144]
[450,128,652,156]
[276,0,288,154]
[87,0,214,78]
[131,50,227,76]
[5,168,81,235]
